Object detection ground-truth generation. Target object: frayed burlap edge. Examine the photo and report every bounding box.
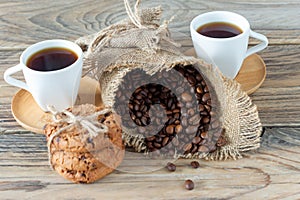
[201,77,262,160]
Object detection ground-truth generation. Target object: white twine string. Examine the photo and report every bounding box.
[124,0,144,28]
[46,105,111,169]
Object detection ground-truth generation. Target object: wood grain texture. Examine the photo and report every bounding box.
[0,0,299,48]
[1,45,300,129]
[0,128,299,199]
[0,0,300,199]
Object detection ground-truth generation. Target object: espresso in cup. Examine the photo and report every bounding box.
[4,40,83,111]
[190,11,268,79]
[197,22,243,38]
[27,47,78,72]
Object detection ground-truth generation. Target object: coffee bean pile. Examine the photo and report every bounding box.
[114,64,225,156]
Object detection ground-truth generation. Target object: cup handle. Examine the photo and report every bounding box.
[4,64,29,91]
[245,30,268,58]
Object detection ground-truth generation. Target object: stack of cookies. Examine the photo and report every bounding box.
[44,104,124,183]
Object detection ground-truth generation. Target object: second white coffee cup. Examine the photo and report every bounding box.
[190,11,268,79]
[4,40,83,111]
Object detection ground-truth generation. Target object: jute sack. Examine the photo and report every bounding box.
[75,0,261,160]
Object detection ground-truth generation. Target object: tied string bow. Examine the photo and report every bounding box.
[124,0,180,43]
[46,105,111,168]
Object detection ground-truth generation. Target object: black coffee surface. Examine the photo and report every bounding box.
[197,22,242,38]
[27,47,77,71]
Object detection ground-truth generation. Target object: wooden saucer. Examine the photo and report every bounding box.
[184,48,266,95]
[11,77,102,134]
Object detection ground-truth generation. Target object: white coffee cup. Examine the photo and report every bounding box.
[190,11,268,79]
[4,39,83,111]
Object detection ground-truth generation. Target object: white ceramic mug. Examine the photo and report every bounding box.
[4,39,83,111]
[190,11,268,79]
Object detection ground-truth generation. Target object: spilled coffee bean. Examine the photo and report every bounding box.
[190,161,200,169]
[184,179,194,190]
[166,162,176,172]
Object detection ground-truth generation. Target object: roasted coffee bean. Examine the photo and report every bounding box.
[166,125,174,135]
[186,102,193,109]
[199,104,205,112]
[200,111,208,116]
[192,136,201,144]
[175,125,183,133]
[181,118,188,127]
[201,117,210,124]
[138,126,146,133]
[216,129,227,147]
[166,162,176,172]
[195,73,203,81]
[186,66,196,74]
[187,108,194,116]
[191,145,199,153]
[189,114,200,125]
[172,137,179,146]
[184,179,194,190]
[190,161,200,168]
[211,120,220,129]
[207,99,212,106]
[141,116,149,126]
[181,92,192,102]
[134,104,140,111]
[147,141,154,149]
[186,125,198,134]
[154,142,162,148]
[216,136,226,147]
[162,137,169,146]
[136,111,142,118]
[183,143,192,152]
[148,135,156,141]
[135,118,142,126]
[187,76,196,86]
[202,93,210,102]
[196,85,203,94]
[198,145,209,153]
[200,131,208,139]
[176,87,184,94]
[173,112,180,119]
[204,105,211,112]
[155,136,162,143]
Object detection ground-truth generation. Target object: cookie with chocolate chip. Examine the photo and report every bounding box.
[44,104,124,183]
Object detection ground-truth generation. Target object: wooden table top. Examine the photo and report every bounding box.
[0,0,299,199]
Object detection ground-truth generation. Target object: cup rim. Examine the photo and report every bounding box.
[190,11,250,41]
[20,39,83,74]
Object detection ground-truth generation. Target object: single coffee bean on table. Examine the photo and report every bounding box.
[166,162,176,172]
[113,64,224,157]
[184,179,195,190]
[190,161,200,168]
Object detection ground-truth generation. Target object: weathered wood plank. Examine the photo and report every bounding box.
[0,0,299,48]
[0,128,299,199]
[0,0,300,198]
[251,45,300,126]
[1,44,300,129]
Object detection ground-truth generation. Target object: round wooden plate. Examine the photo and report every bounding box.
[184,48,266,95]
[11,77,102,134]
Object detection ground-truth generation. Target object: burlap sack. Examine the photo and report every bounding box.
[75,0,261,160]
